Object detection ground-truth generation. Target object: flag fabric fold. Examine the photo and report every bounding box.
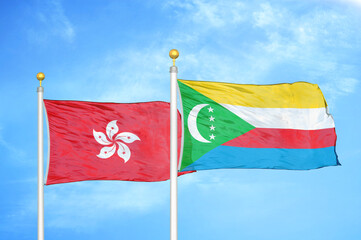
[44,100,190,185]
[177,79,339,171]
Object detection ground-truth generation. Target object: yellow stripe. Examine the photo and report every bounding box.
[179,79,327,108]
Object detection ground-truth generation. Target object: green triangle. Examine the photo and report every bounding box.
[178,81,256,170]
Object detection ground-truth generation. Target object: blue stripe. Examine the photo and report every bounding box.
[181,146,339,171]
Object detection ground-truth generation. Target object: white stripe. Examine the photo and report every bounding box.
[222,104,335,130]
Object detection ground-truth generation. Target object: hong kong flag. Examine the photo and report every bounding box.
[44,100,191,185]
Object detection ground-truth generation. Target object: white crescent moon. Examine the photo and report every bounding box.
[188,104,210,143]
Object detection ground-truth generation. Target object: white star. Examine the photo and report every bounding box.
[209,116,215,121]
[210,125,215,131]
[208,106,214,113]
[210,134,216,140]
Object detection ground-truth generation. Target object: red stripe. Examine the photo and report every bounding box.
[223,128,336,149]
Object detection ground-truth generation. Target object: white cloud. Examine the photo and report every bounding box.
[320,77,359,107]
[44,181,168,229]
[333,0,361,7]
[45,45,175,103]
[248,3,361,106]
[29,0,75,43]
[339,78,359,93]
[253,2,284,28]
[0,127,26,160]
[50,1,360,111]
[165,0,246,28]
[178,170,295,222]
[89,48,172,103]
[3,179,169,231]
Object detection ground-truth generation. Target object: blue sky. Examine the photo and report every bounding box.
[1,0,361,239]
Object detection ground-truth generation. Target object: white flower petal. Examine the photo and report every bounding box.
[106,120,119,140]
[97,144,116,159]
[115,132,140,143]
[117,142,131,163]
[93,130,112,145]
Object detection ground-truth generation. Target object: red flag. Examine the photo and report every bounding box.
[44,100,191,185]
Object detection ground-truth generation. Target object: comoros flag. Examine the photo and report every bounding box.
[44,100,191,185]
[178,79,339,172]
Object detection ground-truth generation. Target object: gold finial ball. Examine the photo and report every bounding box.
[36,72,45,81]
[169,49,179,60]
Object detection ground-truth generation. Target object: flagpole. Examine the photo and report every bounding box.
[169,49,179,240]
[37,72,45,240]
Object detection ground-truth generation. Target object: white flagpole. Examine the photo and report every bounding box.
[169,49,179,240]
[37,72,45,240]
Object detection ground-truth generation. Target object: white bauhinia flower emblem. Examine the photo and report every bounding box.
[93,120,140,162]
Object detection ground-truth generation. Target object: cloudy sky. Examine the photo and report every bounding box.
[1,0,361,239]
